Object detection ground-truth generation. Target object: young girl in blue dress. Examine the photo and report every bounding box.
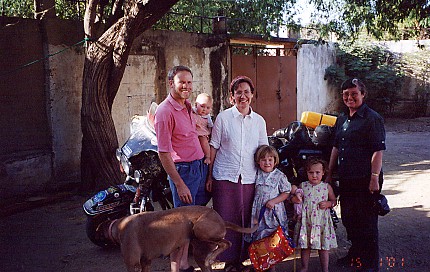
[250,145,292,272]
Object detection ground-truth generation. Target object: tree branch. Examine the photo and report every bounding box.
[84,0,100,39]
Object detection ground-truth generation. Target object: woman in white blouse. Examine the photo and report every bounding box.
[206,76,268,271]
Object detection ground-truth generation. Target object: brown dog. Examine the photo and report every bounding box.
[104,205,256,272]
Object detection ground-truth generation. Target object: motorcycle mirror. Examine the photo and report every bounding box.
[134,170,142,180]
[115,148,122,161]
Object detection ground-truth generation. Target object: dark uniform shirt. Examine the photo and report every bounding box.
[333,103,386,190]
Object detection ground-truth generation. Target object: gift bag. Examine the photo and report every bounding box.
[248,208,295,272]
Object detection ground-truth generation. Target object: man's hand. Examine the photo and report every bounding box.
[176,183,192,204]
[206,176,213,193]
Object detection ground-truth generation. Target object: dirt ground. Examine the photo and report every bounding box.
[0,117,429,272]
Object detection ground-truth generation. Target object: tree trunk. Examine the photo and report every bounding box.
[81,0,179,190]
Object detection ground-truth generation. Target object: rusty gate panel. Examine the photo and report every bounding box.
[255,56,280,132]
[231,55,257,90]
[278,57,297,130]
[231,51,296,135]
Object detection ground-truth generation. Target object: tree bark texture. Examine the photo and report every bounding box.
[81,0,179,190]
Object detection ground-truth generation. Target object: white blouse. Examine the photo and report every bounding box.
[210,106,268,184]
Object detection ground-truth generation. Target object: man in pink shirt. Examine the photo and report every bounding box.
[155,65,209,272]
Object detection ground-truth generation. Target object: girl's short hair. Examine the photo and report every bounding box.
[254,145,279,166]
[305,156,327,172]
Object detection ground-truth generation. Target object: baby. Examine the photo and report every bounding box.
[192,93,213,164]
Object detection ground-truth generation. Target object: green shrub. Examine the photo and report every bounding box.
[325,43,404,116]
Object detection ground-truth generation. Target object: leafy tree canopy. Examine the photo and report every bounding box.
[1,0,85,20]
[155,0,298,37]
[307,0,430,40]
[1,0,298,37]
[3,0,429,40]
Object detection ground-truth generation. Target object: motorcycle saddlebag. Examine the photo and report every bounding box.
[83,184,136,216]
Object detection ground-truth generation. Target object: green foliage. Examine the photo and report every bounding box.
[309,0,430,41]
[55,0,85,20]
[1,0,34,18]
[155,0,297,36]
[2,0,296,37]
[325,43,405,115]
[0,0,85,20]
[2,0,429,41]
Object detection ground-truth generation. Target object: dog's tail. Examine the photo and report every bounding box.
[224,221,258,234]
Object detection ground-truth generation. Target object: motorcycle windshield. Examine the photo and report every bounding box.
[121,117,158,158]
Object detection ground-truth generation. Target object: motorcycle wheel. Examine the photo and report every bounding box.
[86,211,127,248]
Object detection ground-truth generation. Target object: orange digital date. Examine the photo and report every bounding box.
[348,257,405,268]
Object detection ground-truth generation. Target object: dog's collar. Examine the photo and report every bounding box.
[108,219,120,246]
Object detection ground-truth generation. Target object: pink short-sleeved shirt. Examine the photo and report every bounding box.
[155,94,204,163]
[191,111,211,137]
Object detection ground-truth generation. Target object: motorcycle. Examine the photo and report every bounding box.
[271,121,335,186]
[270,120,340,229]
[83,102,173,247]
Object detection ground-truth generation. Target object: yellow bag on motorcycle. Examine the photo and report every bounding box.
[300,111,336,129]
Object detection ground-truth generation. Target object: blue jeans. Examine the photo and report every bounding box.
[168,158,211,207]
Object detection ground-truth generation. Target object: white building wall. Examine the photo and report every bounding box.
[296,43,338,120]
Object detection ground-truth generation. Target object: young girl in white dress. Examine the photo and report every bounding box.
[250,145,292,272]
[292,157,337,272]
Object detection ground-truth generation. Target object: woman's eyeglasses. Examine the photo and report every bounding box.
[342,91,360,98]
[234,90,252,96]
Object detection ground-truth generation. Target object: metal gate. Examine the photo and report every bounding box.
[231,45,297,134]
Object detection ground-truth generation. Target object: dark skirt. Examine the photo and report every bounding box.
[212,178,255,263]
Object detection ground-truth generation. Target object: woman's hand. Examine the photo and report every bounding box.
[369,175,380,193]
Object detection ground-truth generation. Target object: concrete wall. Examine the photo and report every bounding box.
[380,40,430,117]
[48,44,85,186]
[0,17,228,200]
[1,18,54,199]
[113,30,228,144]
[296,43,338,120]
[380,40,430,53]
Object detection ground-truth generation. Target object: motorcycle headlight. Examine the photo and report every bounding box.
[120,154,132,175]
